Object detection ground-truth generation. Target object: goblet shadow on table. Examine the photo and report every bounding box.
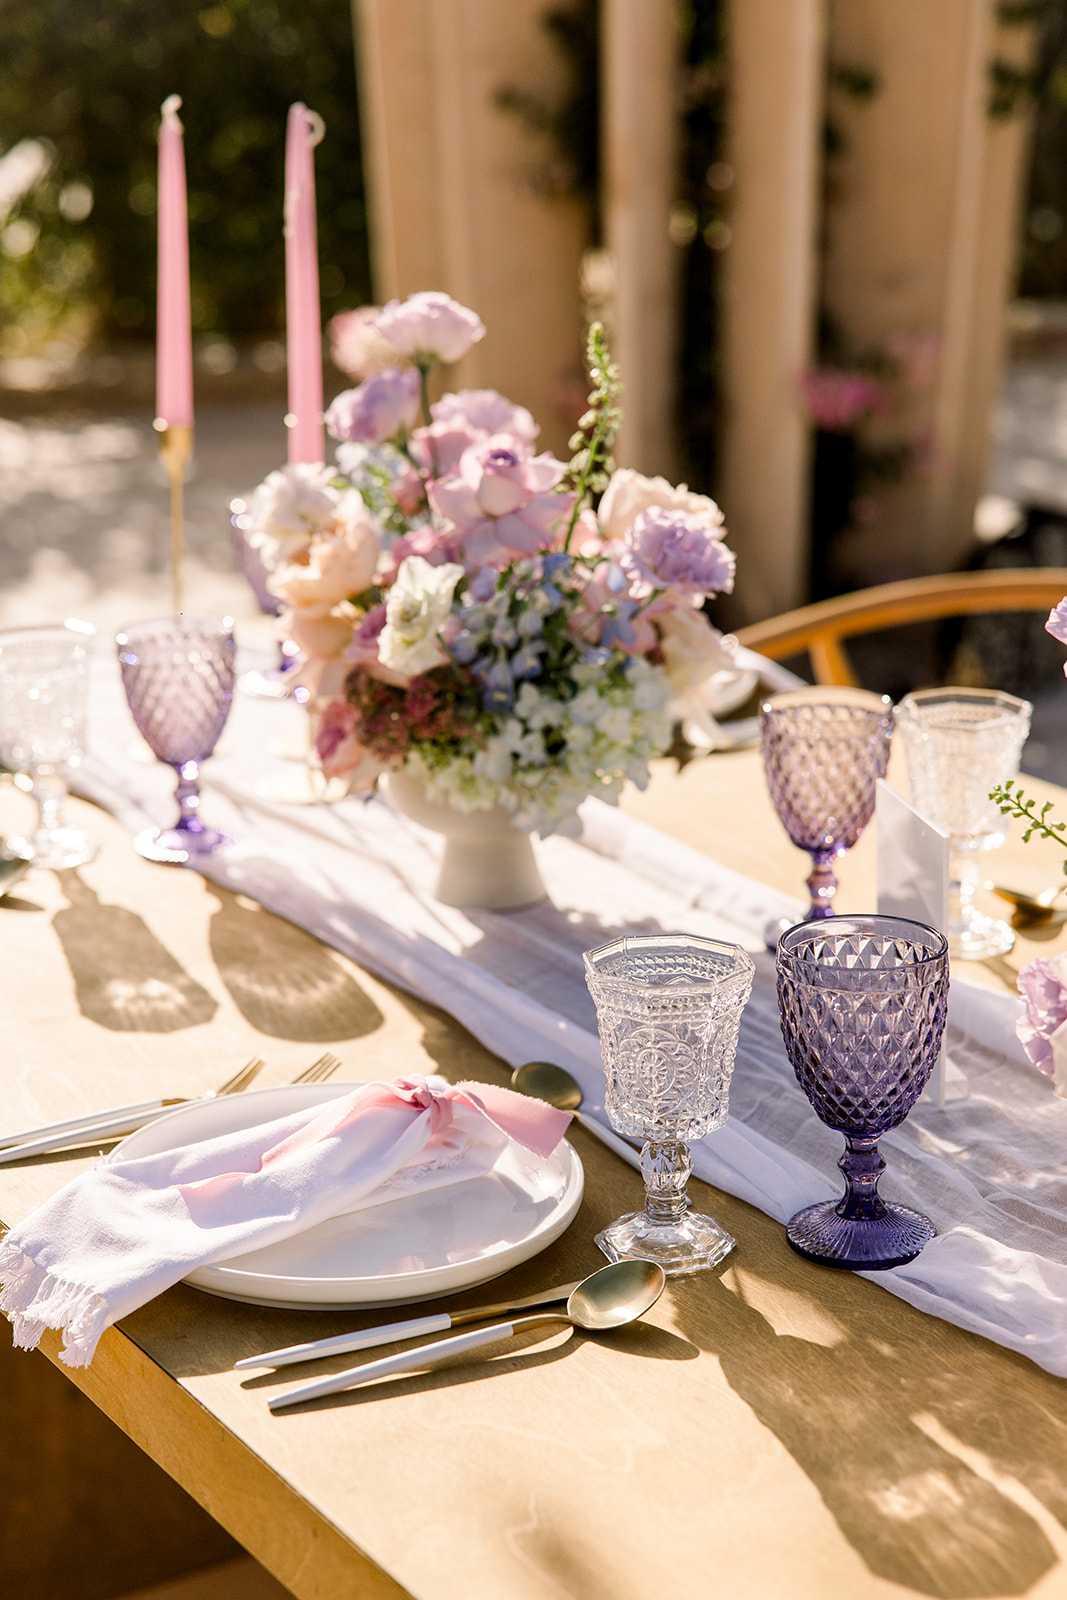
[52,870,217,1033]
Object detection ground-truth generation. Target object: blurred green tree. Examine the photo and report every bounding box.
[0,0,371,351]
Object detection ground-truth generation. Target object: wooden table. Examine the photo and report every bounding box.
[3,752,1067,1600]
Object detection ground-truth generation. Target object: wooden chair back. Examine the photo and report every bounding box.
[734,569,1067,687]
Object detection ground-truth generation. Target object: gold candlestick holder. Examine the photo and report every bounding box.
[155,423,194,616]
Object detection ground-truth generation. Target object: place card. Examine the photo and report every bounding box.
[876,780,961,1109]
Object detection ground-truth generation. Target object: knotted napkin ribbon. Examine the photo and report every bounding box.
[0,1074,571,1368]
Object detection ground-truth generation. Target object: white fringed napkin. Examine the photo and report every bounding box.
[0,1075,570,1368]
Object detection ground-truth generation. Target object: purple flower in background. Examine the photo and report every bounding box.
[621,507,736,597]
[374,292,486,365]
[1016,954,1067,1076]
[325,367,420,446]
[1046,600,1067,677]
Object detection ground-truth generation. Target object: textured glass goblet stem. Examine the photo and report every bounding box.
[640,1140,692,1224]
[174,762,202,827]
[837,1136,888,1221]
[32,771,66,836]
[806,853,839,918]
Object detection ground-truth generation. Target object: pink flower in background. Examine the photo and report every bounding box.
[1016,955,1067,1077]
[799,367,887,432]
[621,507,736,597]
[389,461,427,516]
[375,292,486,365]
[1046,600,1067,677]
[429,435,574,567]
[325,367,420,446]
[328,307,399,380]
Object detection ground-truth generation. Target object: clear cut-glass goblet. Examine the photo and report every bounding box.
[776,914,948,1270]
[230,502,299,699]
[583,933,755,1275]
[0,623,97,869]
[761,687,894,936]
[116,616,236,864]
[896,686,1031,960]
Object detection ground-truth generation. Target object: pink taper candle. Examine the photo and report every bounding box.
[155,95,194,430]
[284,103,325,464]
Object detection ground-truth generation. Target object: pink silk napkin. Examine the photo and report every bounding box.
[0,1075,571,1368]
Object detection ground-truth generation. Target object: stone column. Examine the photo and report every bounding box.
[354,0,588,456]
[601,0,681,479]
[719,0,824,620]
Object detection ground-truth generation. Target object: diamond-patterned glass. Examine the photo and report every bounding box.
[118,617,235,767]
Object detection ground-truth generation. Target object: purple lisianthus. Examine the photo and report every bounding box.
[325,367,420,446]
[1016,954,1067,1076]
[621,507,736,597]
[428,434,575,568]
[1046,599,1067,677]
[374,291,486,365]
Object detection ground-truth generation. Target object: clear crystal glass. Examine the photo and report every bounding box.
[583,934,755,1275]
[776,914,949,1270]
[896,687,1031,959]
[761,687,894,928]
[116,616,236,864]
[0,624,97,870]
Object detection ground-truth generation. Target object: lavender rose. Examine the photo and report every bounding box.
[431,389,538,442]
[1016,954,1067,1077]
[428,434,574,567]
[374,292,486,365]
[621,507,736,597]
[325,367,420,446]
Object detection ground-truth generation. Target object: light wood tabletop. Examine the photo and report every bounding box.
[2,753,1067,1600]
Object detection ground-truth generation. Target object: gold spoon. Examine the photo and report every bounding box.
[987,882,1067,929]
[0,852,31,900]
[510,1060,640,1164]
[268,1259,666,1411]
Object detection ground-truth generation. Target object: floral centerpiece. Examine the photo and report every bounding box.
[244,291,738,905]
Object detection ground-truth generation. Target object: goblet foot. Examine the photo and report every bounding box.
[948,907,1014,961]
[133,821,233,866]
[595,1208,736,1276]
[239,665,293,700]
[7,826,96,871]
[786,1198,935,1271]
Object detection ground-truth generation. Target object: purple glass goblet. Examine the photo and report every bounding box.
[761,687,893,929]
[776,914,948,1270]
[230,503,299,700]
[116,616,236,864]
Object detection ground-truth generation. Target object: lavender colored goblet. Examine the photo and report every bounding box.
[116,616,236,864]
[761,687,893,935]
[776,914,948,1271]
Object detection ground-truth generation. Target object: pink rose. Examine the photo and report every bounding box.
[1017,954,1067,1077]
[431,389,538,442]
[374,291,486,365]
[328,307,399,380]
[325,366,420,446]
[621,507,736,597]
[283,605,355,666]
[598,469,725,543]
[1046,600,1067,678]
[313,697,386,790]
[409,420,481,478]
[429,434,574,567]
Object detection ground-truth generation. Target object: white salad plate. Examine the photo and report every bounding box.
[111,1082,584,1310]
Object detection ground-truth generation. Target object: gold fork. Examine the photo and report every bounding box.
[0,1057,267,1164]
[290,1052,344,1085]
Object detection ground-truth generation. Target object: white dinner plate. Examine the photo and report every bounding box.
[111,1083,584,1310]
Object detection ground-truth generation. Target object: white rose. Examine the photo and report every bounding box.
[655,606,736,692]
[246,463,338,565]
[378,556,464,677]
[598,468,725,542]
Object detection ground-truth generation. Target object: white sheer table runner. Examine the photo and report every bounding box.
[75,653,1067,1378]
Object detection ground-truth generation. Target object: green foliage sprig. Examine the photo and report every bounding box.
[561,320,622,549]
[991,779,1067,871]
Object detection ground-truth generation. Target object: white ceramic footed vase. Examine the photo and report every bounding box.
[384,770,547,911]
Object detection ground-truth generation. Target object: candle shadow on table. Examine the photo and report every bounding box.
[205,882,383,1042]
[667,1209,1066,1599]
[51,870,218,1033]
